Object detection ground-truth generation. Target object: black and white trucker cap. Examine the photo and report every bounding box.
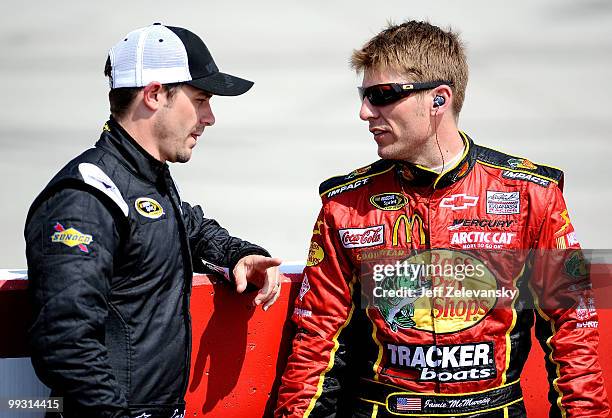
[106,23,253,96]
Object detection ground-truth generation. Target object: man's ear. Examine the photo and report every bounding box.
[142,82,165,111]
[430,85,453,115]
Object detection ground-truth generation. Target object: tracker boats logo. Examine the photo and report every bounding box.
[386,342,496,382]
[51,223,93,253]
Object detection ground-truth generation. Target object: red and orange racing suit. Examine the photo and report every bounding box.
[276,133,609,418]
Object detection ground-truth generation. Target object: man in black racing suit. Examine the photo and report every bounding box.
[25,23,282,418]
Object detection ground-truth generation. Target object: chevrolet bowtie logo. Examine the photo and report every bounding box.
[440,194,479,211]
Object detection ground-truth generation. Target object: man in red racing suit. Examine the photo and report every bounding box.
[276,20,609,418]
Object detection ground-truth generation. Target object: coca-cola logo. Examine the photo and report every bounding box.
[339,225,385,249]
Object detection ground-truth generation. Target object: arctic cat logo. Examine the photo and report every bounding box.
[450,231,516,249]
[386,342,496,382]
[327,178,370,198]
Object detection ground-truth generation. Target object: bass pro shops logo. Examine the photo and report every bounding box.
[372,250,498,334]
[51,223,93,253]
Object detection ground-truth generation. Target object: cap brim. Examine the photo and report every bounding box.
[186,72,253,96]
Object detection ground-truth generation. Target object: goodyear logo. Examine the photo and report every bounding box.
[51,223,93,253]
[370,193,408,211]
[306,241,325,266]
[135,197,164,219]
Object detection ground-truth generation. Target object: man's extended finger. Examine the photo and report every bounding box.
[253,257,283,271]
[254,267,279,306]
[233,262,248,293]
[263,283,281,311]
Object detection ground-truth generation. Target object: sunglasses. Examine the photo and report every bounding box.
[358,80,452,106]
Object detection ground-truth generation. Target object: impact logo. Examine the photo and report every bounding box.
[327,178,369,198]
[51,223,93,253]
[135,197,164,219]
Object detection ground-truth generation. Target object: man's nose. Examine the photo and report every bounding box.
[359,98,378,121]
[201,102,215,126]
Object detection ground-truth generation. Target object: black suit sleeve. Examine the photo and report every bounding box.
[25,188,129,418]
[181,201,270,275]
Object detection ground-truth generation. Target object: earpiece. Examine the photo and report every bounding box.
[433,95,445,108]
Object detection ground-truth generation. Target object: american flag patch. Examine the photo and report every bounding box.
[396,397,421,411]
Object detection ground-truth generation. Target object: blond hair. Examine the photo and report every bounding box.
[351,20,468,115]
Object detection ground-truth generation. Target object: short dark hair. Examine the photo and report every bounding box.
[104,57,183,119]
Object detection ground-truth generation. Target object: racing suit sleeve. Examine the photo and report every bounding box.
[276,205,356,417]
[181,202,270,275]
[530,185,610,417]
[24,188,129,418]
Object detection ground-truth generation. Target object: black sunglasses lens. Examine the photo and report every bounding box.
[362,84,400,106]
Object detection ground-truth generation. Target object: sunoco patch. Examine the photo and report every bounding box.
[49,222,94,254]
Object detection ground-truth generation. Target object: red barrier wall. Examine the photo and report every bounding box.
[1,268,611,417]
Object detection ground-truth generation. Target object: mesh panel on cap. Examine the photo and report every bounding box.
[110,30,140,87]
[141,25,190,82]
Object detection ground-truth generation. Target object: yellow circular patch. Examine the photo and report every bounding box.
[135,197,164,219]
[306,241,325,266]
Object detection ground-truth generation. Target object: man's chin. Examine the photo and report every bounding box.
[175,151,192,163]
[377,145,398,161]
